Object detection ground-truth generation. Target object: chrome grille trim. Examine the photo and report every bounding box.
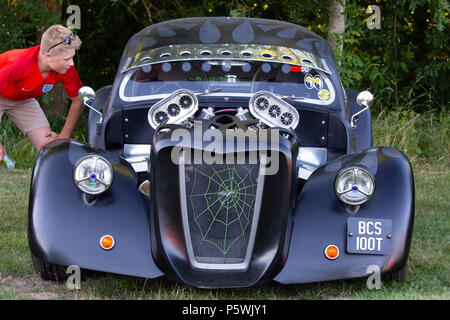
[178,151,266,270]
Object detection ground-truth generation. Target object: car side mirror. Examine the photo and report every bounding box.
[78,86,95,105]
[78,86,103,122]
[351,91,373,128]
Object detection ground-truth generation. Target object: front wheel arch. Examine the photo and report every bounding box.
[31,253,67,282]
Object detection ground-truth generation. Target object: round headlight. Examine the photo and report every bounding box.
[73,155,114,195]
[335,167,375,205]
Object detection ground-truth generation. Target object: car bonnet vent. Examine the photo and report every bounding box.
[147,89,198,129]
[249,91,299,129]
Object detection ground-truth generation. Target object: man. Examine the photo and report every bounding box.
[0,24,84,162]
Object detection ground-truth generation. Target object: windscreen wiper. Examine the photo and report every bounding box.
[195,88,222,95]
[279,94,305,100]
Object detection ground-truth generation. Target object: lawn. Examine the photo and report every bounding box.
[0,161,448,300]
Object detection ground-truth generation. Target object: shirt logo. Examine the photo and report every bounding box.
[42,84,54,93]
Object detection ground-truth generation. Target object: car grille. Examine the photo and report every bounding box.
[180,159,264,269]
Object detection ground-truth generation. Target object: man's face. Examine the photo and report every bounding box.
[46,48,76,74]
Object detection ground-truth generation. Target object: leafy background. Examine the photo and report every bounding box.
[0,0,449,168]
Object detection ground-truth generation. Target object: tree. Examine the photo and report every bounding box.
[39,0,69,117]
[328,0,346,60]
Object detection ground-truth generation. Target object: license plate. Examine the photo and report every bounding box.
[347,217,392,255]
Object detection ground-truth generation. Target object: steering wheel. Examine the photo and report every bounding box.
[250,64,263,94]
[152,83,183,95]
[188,61,210,92]
[277,83,300,97]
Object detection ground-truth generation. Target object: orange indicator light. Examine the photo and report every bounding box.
[100,235,115,250]
[324,245,339,260]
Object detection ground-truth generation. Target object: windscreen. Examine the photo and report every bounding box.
[121,60,333,104]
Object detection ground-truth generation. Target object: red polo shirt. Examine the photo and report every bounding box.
[0,45,82,101]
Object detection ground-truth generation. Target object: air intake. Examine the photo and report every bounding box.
[179,153,265,270]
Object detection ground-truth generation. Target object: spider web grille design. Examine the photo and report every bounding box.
[184,162,260,264]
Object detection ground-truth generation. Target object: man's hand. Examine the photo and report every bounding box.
[39,97,83,146]
[48,131,70,141]
[0,142,6,162]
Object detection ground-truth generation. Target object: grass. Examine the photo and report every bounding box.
[0,109,449,299]
[0,163,448,300]
[0,110,88,169]
[372,108,449,165]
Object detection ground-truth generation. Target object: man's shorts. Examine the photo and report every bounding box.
[0,95,50,135]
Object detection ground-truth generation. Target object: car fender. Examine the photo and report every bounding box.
[28,139,163,279]
[274,146,414,284]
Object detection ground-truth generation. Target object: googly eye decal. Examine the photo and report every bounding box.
[314,75,323,90]
[305,74,314,89]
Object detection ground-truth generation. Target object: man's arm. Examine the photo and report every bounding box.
[55,97,84,140]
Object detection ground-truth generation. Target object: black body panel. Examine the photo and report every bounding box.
[346,88,373,151]
[275,147,414,283]
[104,110,124,153]
[28,140,163,279]
[88,85,112,146]
[113,104,343,149]
[123,106,155,145]
[150,117,299,288]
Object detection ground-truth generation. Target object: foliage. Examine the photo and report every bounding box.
[96,0,448,113]
[1,0,447,111]
[372,108,449,164]
[0,112,88,169]
[0,0,448,168]
[0,0,60,52]
[336,0,449,114]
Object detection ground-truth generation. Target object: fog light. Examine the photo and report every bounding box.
[335,167,375,206]
[100,235,115,250]
[324,245,339,260]
[73,155,114,195]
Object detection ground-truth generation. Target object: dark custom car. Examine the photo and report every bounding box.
[29,17,414,288]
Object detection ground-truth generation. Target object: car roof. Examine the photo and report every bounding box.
[118,17,336,74]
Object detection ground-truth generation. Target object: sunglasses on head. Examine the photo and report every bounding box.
[47,32,77,53]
